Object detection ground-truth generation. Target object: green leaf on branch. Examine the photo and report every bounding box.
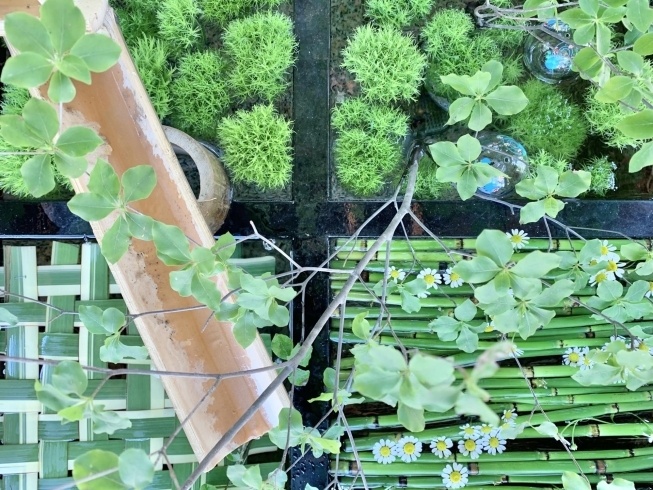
[191,274,222,311]
[555,170,591,197]
[634,32,653,55]
[58,54,91,84]
[227,465,263,490]
[617,109,653,139]
[0,115,46,147]
[152,221,192,266]
[40,0,86,54]
[214,232,237,261]
[53,152,88,178]
[1,53,53,88]
[476,229,513,266]
[70,33,122,72]
[269,408,305,448]
[79,305,109,335]
[22,98,58,142]
[56,126,103,157]
[562,471,592,490]
[22,154,55,197]
[351,311,371,340]
[629,142,653,172]
[52,360,88,396]
[73,450,126,490]
[617,50,644,75]
[485,86,528,115]
[122,166,156,203]
[48,71,75,103]
[102,216,131,264]
[626,0,653,33]
[4,12,55,58]
[400,290,421,313]
[100,334,149,363]
[595,76,634,103]
[453,256,502,283]
[88,159,120,202]
[118,448,154,490]
[126,213,153,241]
[233,313,258,348]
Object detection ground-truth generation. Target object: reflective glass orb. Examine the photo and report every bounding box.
[476,132,528,197]
[523,19,579,84]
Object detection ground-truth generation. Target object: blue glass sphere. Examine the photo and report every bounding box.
[523,19,579,84]
[476,133,528,197]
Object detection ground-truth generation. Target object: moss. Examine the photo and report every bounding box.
[130,36,175,120]
[365,0,434,28]
[111,0,159,47]
[198,0,283,26]
[501,80,587,159]
[170,51,230,139]
[581,156,617,196]
[342,25,427,104]
[223,12,297,102]
[585,87,647,150]
[527,149,570,177]
[501,55,526,85]
[414,154,448,199]
[421,9,474,58]
[1,84,30,115]
[217,104,293,189]
[156,0,202,58]
[331,98,408,138]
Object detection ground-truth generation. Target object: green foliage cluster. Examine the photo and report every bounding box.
[332,98,408,196]
[169,51,230,139]
[342,25,427,104]
[527,149,570,176]
[500,80,587,160]
[581,156,617,196]
[130,36,175,120]
[156,0,202,58]
[585,87,647,149]
[223,12,297,102]
[110,0,159,48]
[414,153,448,199]
[365,0,434,28]
[198,0,283,26]
[217,104,293,190]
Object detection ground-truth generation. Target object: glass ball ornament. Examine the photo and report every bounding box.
[475,132,528,197]
[523,19,579,84]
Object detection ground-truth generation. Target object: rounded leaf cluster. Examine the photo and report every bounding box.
[223,12,297,102]
[580,156,617,196]
[217,104,293,190]
[501,80,587,159]
[156,0,202,58]
[198,0,283,26]
[365,0,434,28]
[421,9,475,58]
[170,51,230,140]
[331,98,408,137]
[342,25,427,104]
[130,35,175,120]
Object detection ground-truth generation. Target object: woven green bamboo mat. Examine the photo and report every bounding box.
[0,242,278,490]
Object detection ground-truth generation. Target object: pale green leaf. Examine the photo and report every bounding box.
[22,98,58,142]
[440,73,476,96]
[122,166,156,203]
[100,335,149,363]
[53,152,87,178]
[73,450,126,490]
[58,54,91,84]
[56,126,103,157]
[102,308,126,334]
[455,298,477,322]
[400,290,421,313]
[233,314,258,348]
[0,115,45,147]
[22,154,55,197]
[191,274,222,311]
[1,52,53,88]
[48,71,75,103]
[268,407,304,448]
[79,305,111,335]
[617,109,653,139]
[92,406,132,435]
[4,12,55,58]
[453,256,501,283]
[481,60,503,91]
[555,170,592,197]
[621,242,649,261]
[519,200,546,224]
[579,0,599,16]
[40,0,86,54]
[617,50,644,75]
[447,97,475,125]
[562,471,592,490]
[455,392,500,426]
[476,229,514,267]
[118,449,154,490]
[227,465,263,490]
[485,86,529,115]
[543,196,566,218]
[535,165,560,195]
[170,267,196,297]
[457,134,482,162]
[429,141,464,167]
[457,167,480,200]
[595,23,612,55]
[88,159,120,202]
[634,32,653,55]
[468,101,492,131]
[626,0,653,33]
[52,360,88,396]
[271,334,293,359]
[70,33,122,72]
[534,421,559,437]
[352,311,371,340]
[125,213,153,241]
[214,232,236,261]
[629,142,653,172]
[516,179,547,200]
[397,403,425,432]
[152,221,192,265]
[101,217,131,264]
[558,8,594,27]
[595,76,634,103]
[468,70,492,94]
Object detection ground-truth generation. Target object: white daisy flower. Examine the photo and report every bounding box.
[598,240,620,262]
[443,268,464,288]
[417,291,429,299]
[418,268,442,290]
[483,434,507,455]
[387,266,405,283]
[610,335,627,343]
[644,432,653,444]
[479,424,497,436]
[500,420,516,430]
[562,347,585,367]
[580,352,595,370]
[502,409,518,424]
[506,229,530,250]
[645,282,653,299]
[441,463,469,489]
[510,344,524,358]
[604,260,625,280]
[372,439,396,464]
[459,424,481,439]
[590,270,610,287]
[430,436,453,458]
[393,435,422,463]
[457,437,482,459]
[484,320,495,333]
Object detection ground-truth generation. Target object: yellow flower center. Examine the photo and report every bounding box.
[504,411,515,420]
[489,437,500,448]
[601,245,609,256]
[606,261,618,272]
[569,352,580,363]
[583,357,592,365]
[501,422,511,429]
[404,442,415,455]
[450,471,462,483]
[594,272,607,283]
[424,274,435,285]
[639,342,649,352]
[436,441,448,451]
[648,282,653,292]
[481,425,493,433]
[450,272,460,282]
[390,270,400,278]
[464,440,476,451]
[589,259,598,266]
[380,446,391,457]
[510,235,523,243]
[464,427,475,434]
[484,324,495,332]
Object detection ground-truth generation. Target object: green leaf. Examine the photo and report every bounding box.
[191,274,222,311]
[485,86,529,115]
[559,8,594,27]
[59,400,91,422]
[457,134,482,162]
[535,165,560,195]
[573,23,595,45]
[48,71,75,103]
[430,141,464,166]
[351,311,371,340]
[555,170,592,197]
[152,221,192,265]
[227,465,263,490]
[58,54,91,84]
[409,353,454,386]
[35,381,77,412]
[572,47,602,77]
[597,280,624,301]
[543,196,566,218]
[125,213,153,241]
[101,217,131,264]
[455,299,477,322]
[56,126,103,157]
[534,421,559,437]
[595,23,612,55]
[53,152,87,178]
[214,232,236,261]
[0,307,19,327]
[626,0,653,32]
[595,76,634,103]
[118,449,154,490]
[440,73,476,96]
[600,6,627,22]
[268,285,296,302]
[1,52,53,88]
[481,60,503,91]
[516,179,547,200]
[634,32,653,55]
[457,326,479,353]
[271,334,293,359]
[621,242,649,261]
[269,407,304,448]
[629,142,653,172]
[511,251,562,278]
[79,305,110,335]
[70,34,122,72]
[400,290,421,313]
[4,12,55,58]
[191,246,216,275]
[102,308,126,334]
[580,0,599,15]
[453,256,502,283]
[53,360,88,396]
[617,109,653,139]
[562,472,592,490]
[22,154,55,198]
[22,98,58,142]
[469,70,492,95]
[0,115,46,147]
[170,267,196,297]
[73,450,126,490]
[92,405,131,434]
[447,97,475,125]
[519,200,547,224]
[121,166,156,203]
[233,314,258,348]
[531,279,574,307]
[468,101,492,131]
[597,480,636,490]
[455,392,500,426]
[457,167,480,200]
[88,159,120,202]
[100,335,149,363]
[476,229,514,267]
[617,50,644,75]
[289,368,310,386]
[397,403,425,432]
[40,0,86,54]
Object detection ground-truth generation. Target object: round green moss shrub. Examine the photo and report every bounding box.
[156,0,202,58]
[342,25,427,104]
[217,104,293,189]
[130,35,175,120]
[331,98,408,137]
[170,51,230,140]
[414,154,448,199]
[198,0,283,26]
[527,149,570,176]
[581,156,617,196]
[365,0,434,28]
[113,6,159,48]
[501,80,587,159]
[335,129,402,196]
[223,12,297,102]
[585,87,647,149]
[421,9,474,59]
